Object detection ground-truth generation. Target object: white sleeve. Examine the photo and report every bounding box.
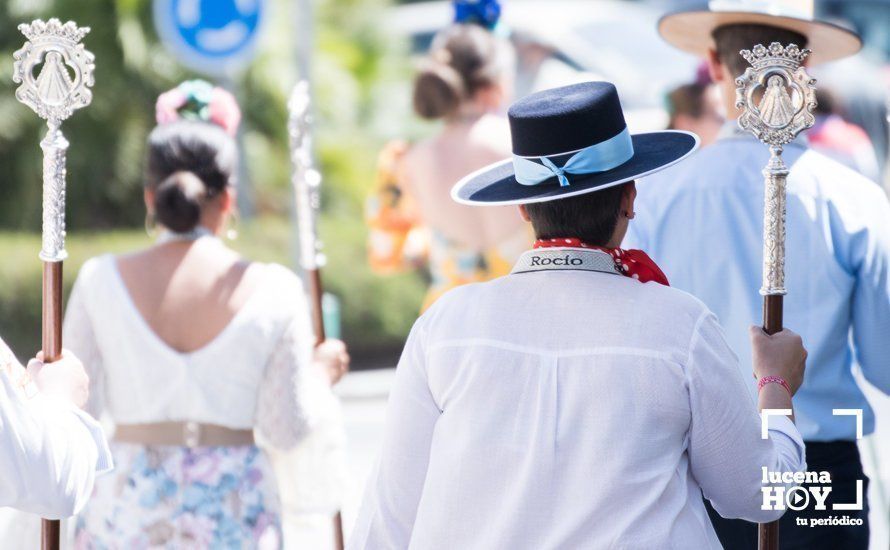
[348,320,440,549]
[62,270,105,418]
[685,311,806,523]
[255,303,326,450]
[0,363,112,519]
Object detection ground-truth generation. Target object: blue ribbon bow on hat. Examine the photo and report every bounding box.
[513,128,635,187]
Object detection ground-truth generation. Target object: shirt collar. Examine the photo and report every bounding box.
[716,120,809,149]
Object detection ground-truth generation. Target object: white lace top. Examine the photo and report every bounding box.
[63,254,324,450]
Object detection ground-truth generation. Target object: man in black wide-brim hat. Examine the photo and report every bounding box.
[347,82,809,549]
[625,2,890,549]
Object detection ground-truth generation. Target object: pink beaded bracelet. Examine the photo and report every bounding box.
[757,375,792,396]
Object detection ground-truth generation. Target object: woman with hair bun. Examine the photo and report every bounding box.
[367,21,530,309]
[65,80,349,548]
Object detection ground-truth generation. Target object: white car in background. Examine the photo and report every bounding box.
[387,0,701,131]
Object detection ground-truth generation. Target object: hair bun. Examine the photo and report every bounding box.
[154,171,206,233]
[412,24,513,121]
[413,59,466,120]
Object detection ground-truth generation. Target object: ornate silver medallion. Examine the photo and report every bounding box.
[736,42,816,147]
[288,81,326,271]
[13,19,95,124]
[12,19,95,262]
[735,43,817,296]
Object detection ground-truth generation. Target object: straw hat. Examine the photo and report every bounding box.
[659,0,862,65]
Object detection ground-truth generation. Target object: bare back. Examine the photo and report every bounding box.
[402,114,526,250]
[116,238,264,354]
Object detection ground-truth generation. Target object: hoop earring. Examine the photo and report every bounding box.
[145,211,157,237]
[226,210,239,240]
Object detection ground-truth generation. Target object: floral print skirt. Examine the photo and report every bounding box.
[75,443,281,549]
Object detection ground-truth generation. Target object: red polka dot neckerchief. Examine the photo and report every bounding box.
[533,238,670,286]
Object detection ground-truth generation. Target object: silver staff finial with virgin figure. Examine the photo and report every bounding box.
[287,80,347,550]
[736,41,816,300]
[735,40,816,550]
[288,80,326,281]
[12,18,95,550]
[14,18,95,263]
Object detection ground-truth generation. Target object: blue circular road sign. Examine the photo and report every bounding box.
[154,0,266,76]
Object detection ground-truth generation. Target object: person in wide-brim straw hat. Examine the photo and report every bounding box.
[347,81,810,550]
[624,2,890,550]
[659,0,861,65]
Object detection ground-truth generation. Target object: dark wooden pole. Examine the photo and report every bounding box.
[306,269,346,550]
[758,293,783,550]
[758,520,779,550]
[762,295,783,336]
[333,511,345,550]
[42,263,63,358]
[41,261,63,550]
[307,269,326,346]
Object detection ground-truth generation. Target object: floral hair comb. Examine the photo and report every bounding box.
[155,79,242,137]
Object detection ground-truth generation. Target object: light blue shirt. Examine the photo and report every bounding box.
[625,123,890,442]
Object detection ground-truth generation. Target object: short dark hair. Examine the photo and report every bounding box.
[667,83,708,127]
[814,88,836,116]
[524,183,628,247]
[712,24,808,78]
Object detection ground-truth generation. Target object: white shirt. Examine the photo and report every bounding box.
[625,125,890,441]
[63,255,325,449]
[0,337,112,519]
[348,261,805,549]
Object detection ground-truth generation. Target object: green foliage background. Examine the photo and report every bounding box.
[0,0,428,363]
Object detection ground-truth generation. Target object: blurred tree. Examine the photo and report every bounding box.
[0,0,409,230]
[2,0,173,229]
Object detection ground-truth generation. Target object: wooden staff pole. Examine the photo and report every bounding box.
[42,263,64,360]
[758,293,783,550]
[308,265,343,550]
[735,41,817,550]
[305,251,344,550]
[308,269,326,346]
[41,263,65,549]
[288,81,346,550]
[13,18,95,550]
[763,295,783,336]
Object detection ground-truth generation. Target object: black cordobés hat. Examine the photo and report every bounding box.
[452,82,699,206]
